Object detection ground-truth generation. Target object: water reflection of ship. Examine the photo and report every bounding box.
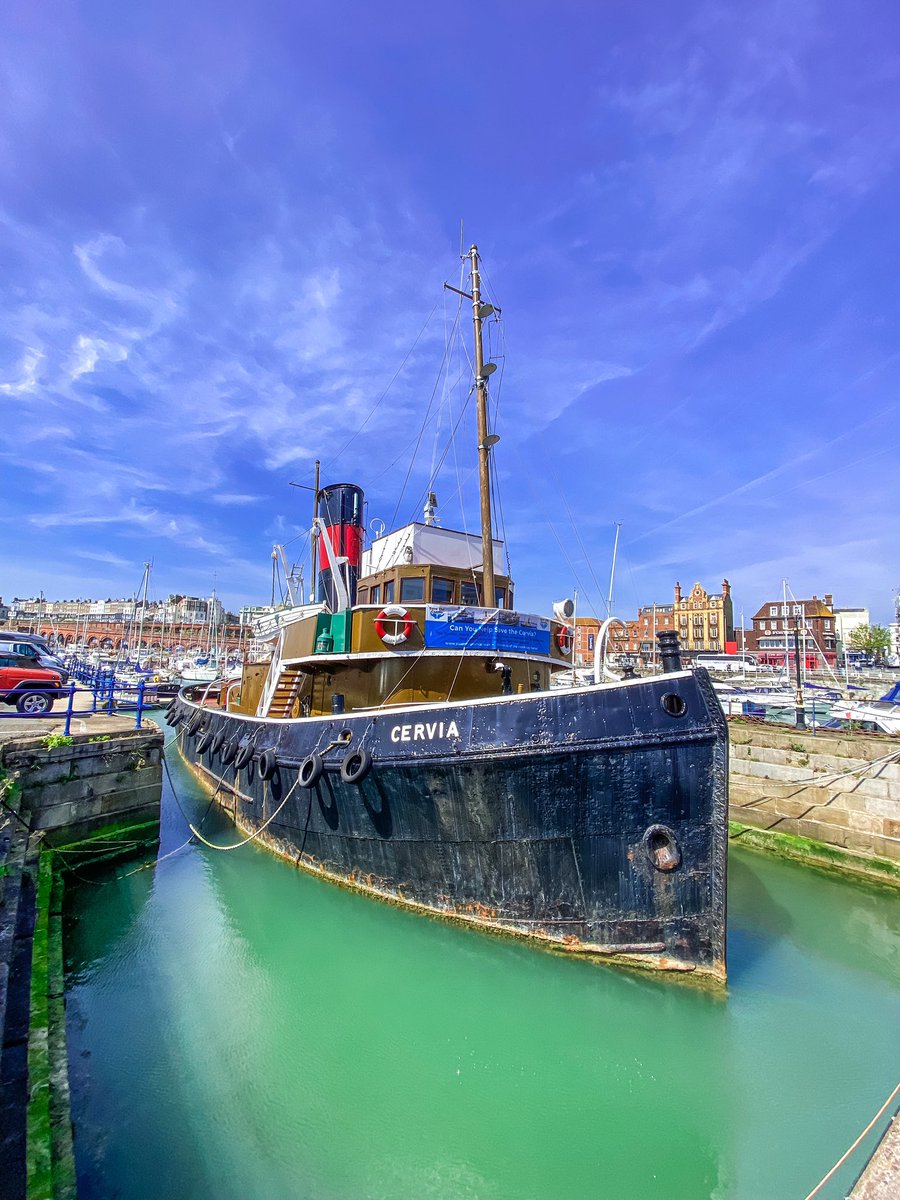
[174,244,728,982]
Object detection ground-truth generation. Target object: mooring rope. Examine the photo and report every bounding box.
[801,1079,900,1200]
[189,770,302,851]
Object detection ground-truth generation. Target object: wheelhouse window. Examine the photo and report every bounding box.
[371,585,381,605]
[431,577,455,604]
[399,576,425,603]
[494,587,506,609]
[460,581,479,605]
[383,580,395,603]
[357,587,369,604]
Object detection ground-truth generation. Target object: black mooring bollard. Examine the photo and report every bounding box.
[657,630,682,674]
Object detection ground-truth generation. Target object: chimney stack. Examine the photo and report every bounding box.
[674,581,682,604]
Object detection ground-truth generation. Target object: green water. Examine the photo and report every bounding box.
[65,740,900,1200]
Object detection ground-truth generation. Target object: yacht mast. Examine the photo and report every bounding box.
[469,245,496,606]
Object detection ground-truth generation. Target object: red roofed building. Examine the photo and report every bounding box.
[743,593,837,668]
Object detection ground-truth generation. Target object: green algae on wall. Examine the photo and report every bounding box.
[729,821,900,888]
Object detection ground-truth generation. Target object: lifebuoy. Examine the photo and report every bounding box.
[340,746,372,785]
[375,605,415,646]
[556,626,574,655]
[258,748,278,781]
[234,740,254,770]
[298,752,324,788]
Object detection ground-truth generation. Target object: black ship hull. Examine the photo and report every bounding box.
[172,669,728,979]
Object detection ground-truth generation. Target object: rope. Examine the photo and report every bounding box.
[189,769,302,851]
[802,1080,900,1200]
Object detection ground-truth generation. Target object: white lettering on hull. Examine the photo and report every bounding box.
[390,720,460,744]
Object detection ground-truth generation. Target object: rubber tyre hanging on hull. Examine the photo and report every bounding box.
[258,748,278,781]
[196,730,213,754]
[234,740,254,770]
[220,738,238,766]
[186,710,204,736]
[298,752,324,788]
[210,728,227,757]
[340,747,372,785]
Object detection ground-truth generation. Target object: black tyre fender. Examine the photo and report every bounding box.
[16,691,54,715]
[258,748,278,781]
[196,729,214,754]
[340,746,372,785]
[298,752,324,788]
[165,698,178,718]
[210,727,227,757]
[220,738,238,766]
[186,710,204,736]
[169,708,184,727]
[234,740,254,770]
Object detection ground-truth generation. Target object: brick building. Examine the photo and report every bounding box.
[672,580,734,655]
[575,579,734,667]
[744,593,837,667]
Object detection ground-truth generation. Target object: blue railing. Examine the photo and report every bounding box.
[0,677,151,735]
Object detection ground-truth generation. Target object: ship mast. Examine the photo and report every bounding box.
[445,244,499,607]
[469,245,495,606]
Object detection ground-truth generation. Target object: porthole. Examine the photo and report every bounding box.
[661,692,687,718]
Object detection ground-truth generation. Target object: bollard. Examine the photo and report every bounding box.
[657,630,682,674]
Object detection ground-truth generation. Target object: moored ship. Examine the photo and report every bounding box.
[173,246,728,980]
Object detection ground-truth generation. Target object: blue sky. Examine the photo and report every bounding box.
[1,0,898,624]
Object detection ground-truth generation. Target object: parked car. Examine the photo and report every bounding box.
[0,631,69,682]
[0,652,64,713]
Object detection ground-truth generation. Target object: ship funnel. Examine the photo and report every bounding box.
[317,483,364,610]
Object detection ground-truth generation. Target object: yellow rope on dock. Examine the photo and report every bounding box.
[802,1080,900,1200]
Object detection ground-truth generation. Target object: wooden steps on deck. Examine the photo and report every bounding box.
[266,666,303,718]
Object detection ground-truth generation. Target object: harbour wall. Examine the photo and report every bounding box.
[0,721,163,1200]
[727,721,900,885]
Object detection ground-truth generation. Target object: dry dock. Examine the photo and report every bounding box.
[0,716,163,1199]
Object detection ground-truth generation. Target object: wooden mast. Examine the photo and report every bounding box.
[469,244,495,606]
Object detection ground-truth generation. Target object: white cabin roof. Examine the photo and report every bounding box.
[360,522,504,576]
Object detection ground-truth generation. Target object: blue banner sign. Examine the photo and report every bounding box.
[424,606,551,655]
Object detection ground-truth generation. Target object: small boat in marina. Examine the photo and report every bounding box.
[829,681,900,735]
[172,246,729,981]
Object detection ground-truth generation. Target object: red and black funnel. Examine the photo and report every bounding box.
[317,483,364,609]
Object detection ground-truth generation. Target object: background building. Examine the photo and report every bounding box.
[673,581,735,655]
[745,594,836,667]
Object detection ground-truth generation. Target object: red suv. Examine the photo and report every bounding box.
[0,652,63,713]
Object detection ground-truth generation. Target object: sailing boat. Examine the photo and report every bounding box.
[172,246,728,981]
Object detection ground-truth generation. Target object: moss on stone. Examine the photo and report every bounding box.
[27,853,54,1200]
[729,821,900,888]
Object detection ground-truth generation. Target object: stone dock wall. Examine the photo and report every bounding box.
[728,721,900,884]
[0,721,163,1200]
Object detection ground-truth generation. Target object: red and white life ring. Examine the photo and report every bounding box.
[556,625,574,655]
[375,605,415,646]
